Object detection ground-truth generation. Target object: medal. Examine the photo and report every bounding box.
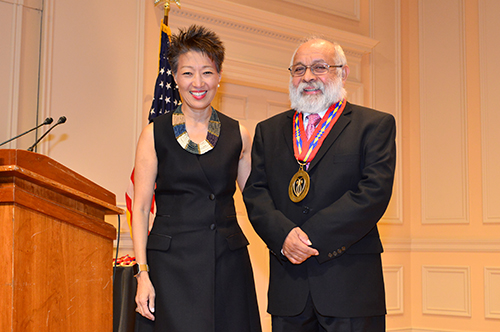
[289,99,346,203]
[288,161,310,202]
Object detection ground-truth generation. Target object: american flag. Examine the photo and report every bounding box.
[148,21,181,122]
[126,20,181,235]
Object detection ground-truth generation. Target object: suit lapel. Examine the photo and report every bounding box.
[308,102,352,171]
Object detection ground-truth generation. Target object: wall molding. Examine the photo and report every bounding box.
[170,0,377,55]
[484,267,500,319]
[419,0,470,225]
[422,265,471,317]
[370,0,403,224]
[37,0,55,155]
[383,237,500,252]
[116,235,500,253]
[222,57,290,93]
[9,0,43,9]
[479,0,500,225]
[219,93,248,120]
[384,265,404,315]
[4,0,22,148]
[388,329,475,332]
[0,1,42,148]
[166,0,377,94]
[282,0,361,21]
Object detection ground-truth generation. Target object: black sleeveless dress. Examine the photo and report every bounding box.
[135,109,261,332]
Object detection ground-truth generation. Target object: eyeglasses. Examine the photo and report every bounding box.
[288,63,343,77]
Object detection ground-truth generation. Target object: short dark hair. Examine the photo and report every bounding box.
[168,25,225,74]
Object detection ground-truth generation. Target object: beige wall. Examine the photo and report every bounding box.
[1,0,499,331]
[385,1,500,331]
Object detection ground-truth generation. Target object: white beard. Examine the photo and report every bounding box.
[289,75,346,114]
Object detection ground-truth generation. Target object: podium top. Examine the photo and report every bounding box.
[0,149,124,215]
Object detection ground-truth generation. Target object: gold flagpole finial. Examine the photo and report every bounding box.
[154,0,181,18]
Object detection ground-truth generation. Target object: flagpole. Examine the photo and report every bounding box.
[154,0,181,26]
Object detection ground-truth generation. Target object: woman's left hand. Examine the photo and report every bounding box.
[135,272,156,321]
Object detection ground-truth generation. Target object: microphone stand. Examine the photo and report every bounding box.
[27,116,67,152]
[0,117,53,147]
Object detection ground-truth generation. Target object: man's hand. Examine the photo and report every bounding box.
[282,227,319,264]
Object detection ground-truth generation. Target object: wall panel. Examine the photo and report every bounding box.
[0,1,42,149]
[0,1,16,145]
[419,0,469,224]
[385,265,404,315]
[371,0,402,224]
[219,94,247,120]
[479,0,500,224]
[485,267,500,319]
[422,266,471,317]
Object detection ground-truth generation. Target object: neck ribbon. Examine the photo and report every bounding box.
[293,99,346,163]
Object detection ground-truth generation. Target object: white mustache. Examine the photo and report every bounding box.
[297,81,325,94]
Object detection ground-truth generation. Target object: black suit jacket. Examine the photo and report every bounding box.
[243,102,396,317]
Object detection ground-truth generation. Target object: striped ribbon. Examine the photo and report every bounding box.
[293,99,346,163]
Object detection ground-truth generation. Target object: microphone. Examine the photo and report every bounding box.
[0,117,53,147]
[27,116,67,152]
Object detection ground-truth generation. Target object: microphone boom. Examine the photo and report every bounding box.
[0,117,53,147]
[27,116,67,152]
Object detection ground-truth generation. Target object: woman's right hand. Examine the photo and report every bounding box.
[135,273,156,321]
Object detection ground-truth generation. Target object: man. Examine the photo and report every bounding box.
[243,38,396,332]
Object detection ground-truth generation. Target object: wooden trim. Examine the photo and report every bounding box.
[0,149,123,214]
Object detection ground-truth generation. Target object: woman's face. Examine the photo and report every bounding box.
[173,50,221,113]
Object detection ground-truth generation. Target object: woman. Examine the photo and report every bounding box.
[132,25,261,331]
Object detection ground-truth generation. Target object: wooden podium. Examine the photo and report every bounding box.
[0,149,122,332]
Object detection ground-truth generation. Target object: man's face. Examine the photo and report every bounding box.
[289,40,347,114]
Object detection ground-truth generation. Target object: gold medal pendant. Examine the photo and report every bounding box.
[288,162,310,203]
